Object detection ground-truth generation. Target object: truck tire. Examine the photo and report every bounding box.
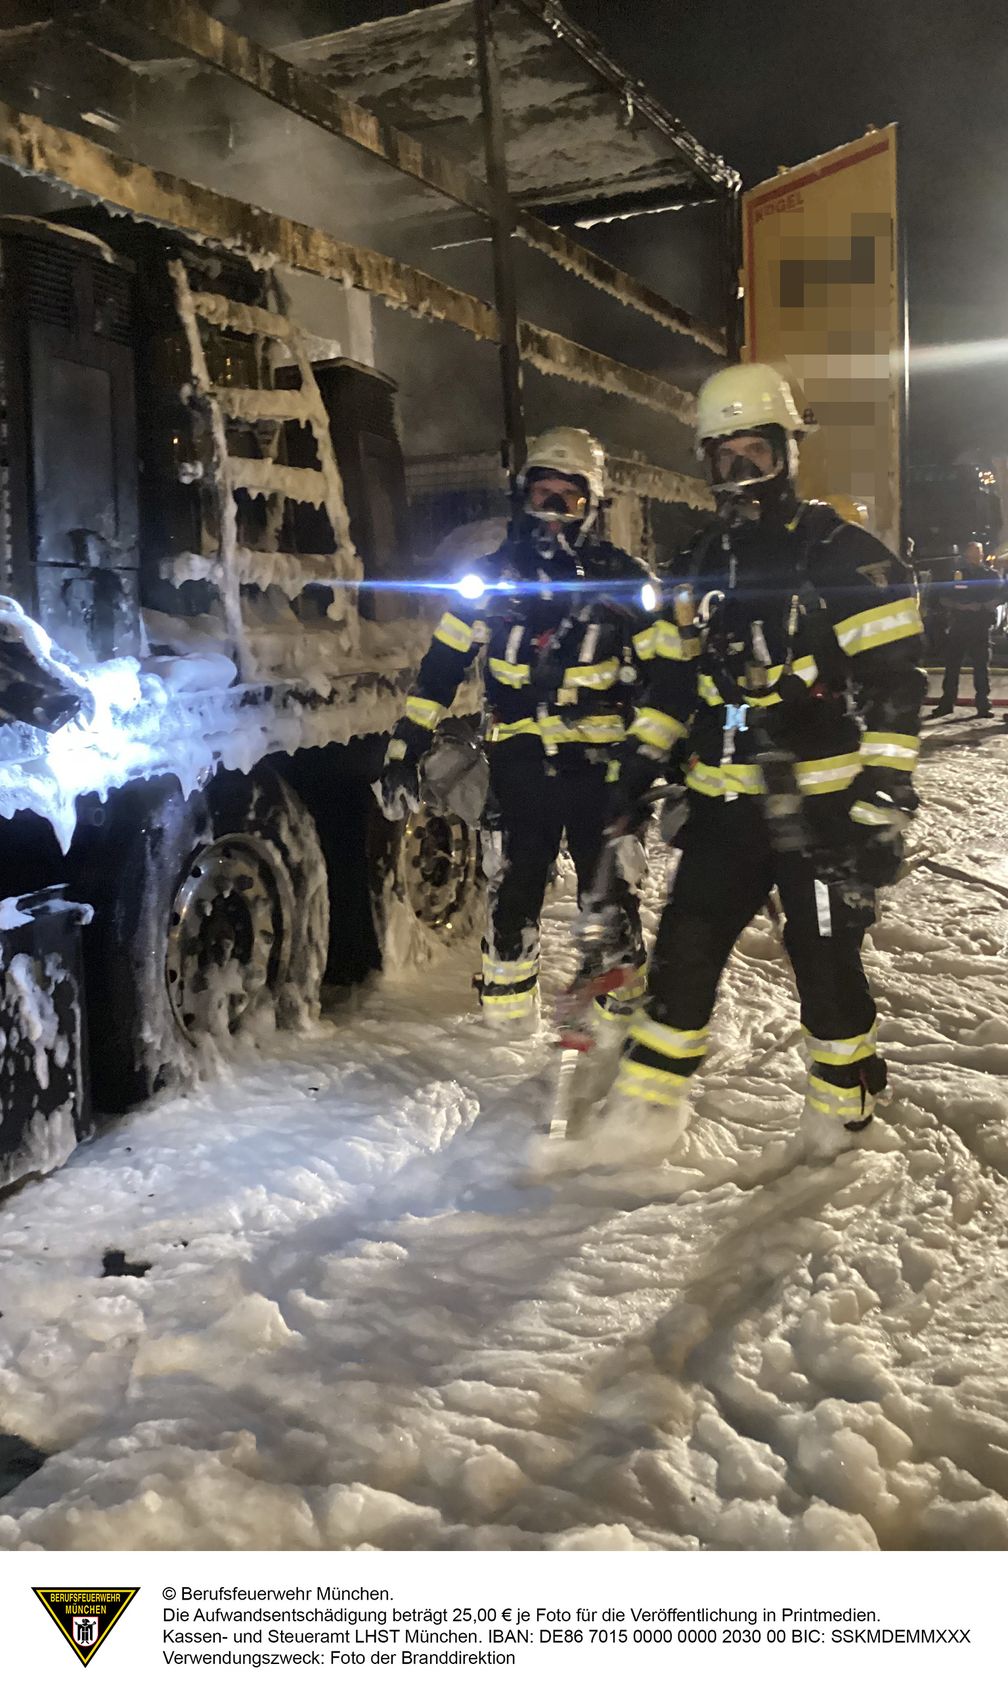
[76,765,327,1112]
[265,751,481,986]
[367,794,482,973]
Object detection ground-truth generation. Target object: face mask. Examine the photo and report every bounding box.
[524,484,589,524]
[706,436,783,493]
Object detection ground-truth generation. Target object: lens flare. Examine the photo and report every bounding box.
[911,338,1008,375]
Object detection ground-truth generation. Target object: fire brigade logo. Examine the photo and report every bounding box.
[33,1587,139,1666]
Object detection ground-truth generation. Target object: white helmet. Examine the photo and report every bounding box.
[520,427,606,498]
[518,427,606,546]
[696,363,807,452]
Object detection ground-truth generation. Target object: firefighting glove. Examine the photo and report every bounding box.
[847,771,919,889]
[377,756,421,821]
[374,723,429,821]
[657,784,690,847]
[610,833,649,896]
[608,745,667,834]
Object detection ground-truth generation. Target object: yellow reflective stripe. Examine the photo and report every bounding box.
[745,662,786,707]
[595,1000,633,1027]
[595,967,648,1018]
[862,730,919,752]
[605,758,620,783]
[851,800,903,828]
[629,1015,708,1059]
[742,662,787,690]
[633,626,658,661]
[685,753,862,800]
[488,655,531,688]
[491,713,625,747]
[834,597,923,658]
[804,1025,877,1067]
[537,715,626,745]
[562,659,620,690]
[628,707,686,751]
[722,655,820,707]
[481,988,538,1015]
[579,716,627,741]
[433,611,475,652]
[550,726,625,745]
[789,653,819,685]
[404,695,443,730]
[859,732,920,770]
[481,955,538,986]
[614,1059,691,1106]
[487,718,538,742]
[687,761,763,798]
[743,656,820,703]
[654,620,702,661]
[794,753,862,795]
[807,1075,867,1117]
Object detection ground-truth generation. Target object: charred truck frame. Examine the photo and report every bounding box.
[0,0,739,1184]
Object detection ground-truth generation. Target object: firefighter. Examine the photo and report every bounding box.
[378,427,658,1032]
[587,363,925,1148]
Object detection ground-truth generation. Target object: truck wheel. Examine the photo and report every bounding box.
[401,804,476,930]
[366,797,482,972]
[78,766,327,1112]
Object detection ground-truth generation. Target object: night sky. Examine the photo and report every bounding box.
[568,0,1008,467]
[245,0,1008,466]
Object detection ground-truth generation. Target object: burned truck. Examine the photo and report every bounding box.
[0,0,738,1183]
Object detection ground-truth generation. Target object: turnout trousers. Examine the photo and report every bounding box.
[612,796,886,1128]
[478,744,643,1024]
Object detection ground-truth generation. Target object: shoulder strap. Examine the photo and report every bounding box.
[790,501,844,581]
[686,523,727,581]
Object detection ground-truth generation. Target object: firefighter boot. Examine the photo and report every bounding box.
[476,936,542,1037]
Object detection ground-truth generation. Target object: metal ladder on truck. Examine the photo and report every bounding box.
[168,256,362,679]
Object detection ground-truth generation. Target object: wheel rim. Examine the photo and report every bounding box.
[165,834,290,1040]
[402,807,472,930]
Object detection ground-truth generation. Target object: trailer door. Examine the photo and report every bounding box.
[742,126,904,553]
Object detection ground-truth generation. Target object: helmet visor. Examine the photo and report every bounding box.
[705,432,784,492]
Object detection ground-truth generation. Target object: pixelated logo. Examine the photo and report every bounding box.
[743,126,901,551]
[33,1587,139,1666]
[778,222,881,310]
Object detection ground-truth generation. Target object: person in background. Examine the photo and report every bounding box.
[929,541,1003,719]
